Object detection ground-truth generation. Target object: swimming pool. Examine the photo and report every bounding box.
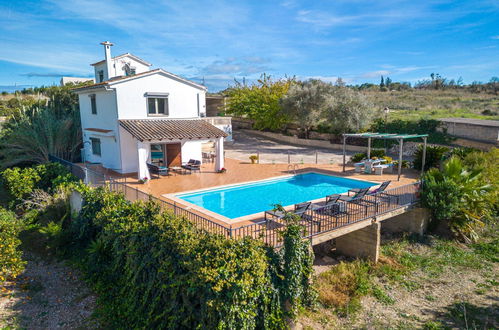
[176,173,376,219]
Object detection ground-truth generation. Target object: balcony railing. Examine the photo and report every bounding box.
[49,154,420,247]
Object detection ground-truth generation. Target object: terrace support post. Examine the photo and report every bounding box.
[421,137,427,177]
[336,222,380,262]
[397,138,403,181]
[215,136,224,171]
[137,141,151,180]
[367,137,371,159]
[342,135,346,172]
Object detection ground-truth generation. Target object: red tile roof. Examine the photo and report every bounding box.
[119,119,227,142]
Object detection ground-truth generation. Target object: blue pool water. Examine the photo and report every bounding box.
[176,173,376,219]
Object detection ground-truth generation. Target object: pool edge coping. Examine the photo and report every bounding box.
[164,171,380,226]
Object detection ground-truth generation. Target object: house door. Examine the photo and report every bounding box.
[166,143,182,167]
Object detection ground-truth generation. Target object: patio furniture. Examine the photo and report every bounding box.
[146,163,169,179]
[264,202,312,221]
[171,166,190,175]
[182,159,201,172]
[354,162,364,173]
[349,181,391,196]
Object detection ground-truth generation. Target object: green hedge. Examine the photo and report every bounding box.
[62,188,315,328]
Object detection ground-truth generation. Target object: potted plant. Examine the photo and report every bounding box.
[138,177,149,184]
[218,168,227,173]
[249,155,259,164]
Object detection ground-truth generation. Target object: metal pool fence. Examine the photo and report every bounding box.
[49,155,421,246]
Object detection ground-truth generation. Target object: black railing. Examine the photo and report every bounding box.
[49,155,420,246]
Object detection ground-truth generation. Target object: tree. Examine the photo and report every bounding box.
[385,77,392,89]
[280,79,330,138]
[380,76,385,88]
[322,86,374,134]
[225,74,294,131]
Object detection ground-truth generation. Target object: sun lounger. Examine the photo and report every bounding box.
[264,202,312,221]
[349,181,391,196]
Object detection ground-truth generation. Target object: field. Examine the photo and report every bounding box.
[365,89,499,121]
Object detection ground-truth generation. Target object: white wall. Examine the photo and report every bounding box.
[94,56,151,82]
[113,57,150,77]
[181,140,206,164]
[119,127,139,173]
[112,73,206,119]
[78,89,122,171]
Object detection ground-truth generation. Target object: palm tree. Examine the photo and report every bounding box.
[422,156,492,242]
[0,105,82,168]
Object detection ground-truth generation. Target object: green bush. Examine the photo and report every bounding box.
[60,188,315,328]
[413,145,449,170]
[1,162,77,207]
[1,167,41,204]
[350,149,385,162]
[0,207,25,281]
[421,157,493,242]
[370,118,454,145]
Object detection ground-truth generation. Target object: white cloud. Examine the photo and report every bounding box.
[491,35,499,40]
[362,70,391,78]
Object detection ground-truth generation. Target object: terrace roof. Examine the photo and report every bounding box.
[341,132,428,181]
[342,132,429,140]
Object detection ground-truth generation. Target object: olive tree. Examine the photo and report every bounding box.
[322,87,374,133]
[280,79,332,138]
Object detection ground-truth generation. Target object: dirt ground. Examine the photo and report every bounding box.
[0,252,97,329]
[301,234,499,329]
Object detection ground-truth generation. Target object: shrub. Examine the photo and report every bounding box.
[60,188,315,328]
[1,162,77,207]
[370,118,454,145]
[1,167,41,204]
[0,207,25,281]
[413,145,449,170]
[421,157,492,242]
[350,149,385,162]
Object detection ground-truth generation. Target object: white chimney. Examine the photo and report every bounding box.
[100,41,114,80]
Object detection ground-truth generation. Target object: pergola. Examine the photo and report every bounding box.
[342,132,429,181]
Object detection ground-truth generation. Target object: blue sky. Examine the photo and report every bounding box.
[0,0,498,92]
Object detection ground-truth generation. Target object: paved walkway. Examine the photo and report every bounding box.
[225,130,355,164]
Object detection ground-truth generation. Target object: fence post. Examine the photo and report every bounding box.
[315,150,318,164]
[257,151,260,164]
[287,150,290,164]
[229,225,233,238]
[135,187,138,200]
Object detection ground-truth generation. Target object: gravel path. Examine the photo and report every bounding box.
[225,130,355,165]
[0,252,97,329]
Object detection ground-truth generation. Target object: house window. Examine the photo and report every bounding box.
[90,138,101,156]
[90,94,97,114]
[98,70,104,83]
[147,97,169,116]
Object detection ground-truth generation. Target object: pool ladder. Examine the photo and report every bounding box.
[288,164,298,175]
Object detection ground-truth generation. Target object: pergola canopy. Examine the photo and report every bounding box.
[342,132,428,140]
[341,132,428,181]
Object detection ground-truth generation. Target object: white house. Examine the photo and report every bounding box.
[74,41,228,179]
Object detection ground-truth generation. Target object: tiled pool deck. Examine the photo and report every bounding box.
[104,158,418,227]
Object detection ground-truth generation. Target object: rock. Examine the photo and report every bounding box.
[322,256,336,264]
